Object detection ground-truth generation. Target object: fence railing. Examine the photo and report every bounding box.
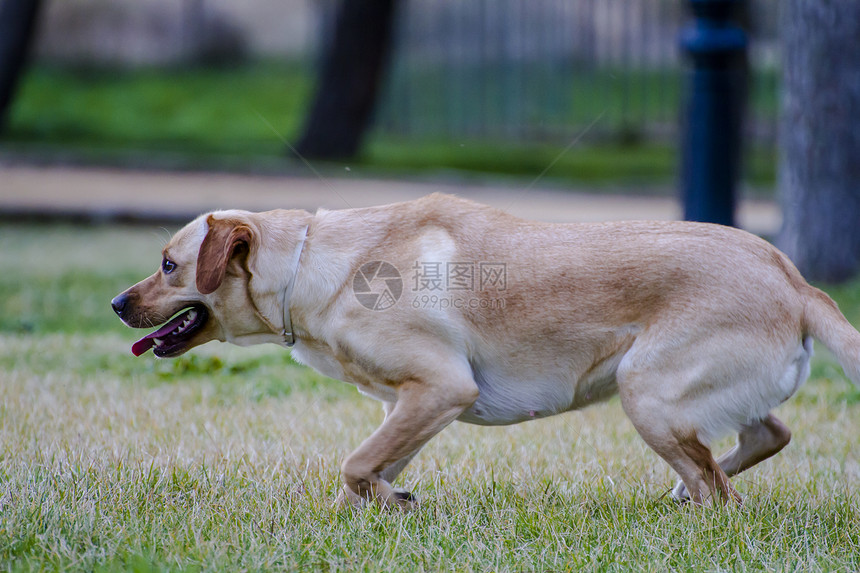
[373,0,779,149]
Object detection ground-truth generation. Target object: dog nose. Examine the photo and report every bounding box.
[111,293,129,317]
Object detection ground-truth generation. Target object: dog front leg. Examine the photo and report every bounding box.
[378,401,421,484]
[337,403,423,509]
[339,376,478,510]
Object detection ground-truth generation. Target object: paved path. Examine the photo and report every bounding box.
[0,164,781,235]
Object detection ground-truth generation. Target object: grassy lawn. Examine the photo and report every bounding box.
[3,63,314,159]
[2,63,776,187]
[2,223,858,571]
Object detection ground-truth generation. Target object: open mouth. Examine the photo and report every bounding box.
[131,305,209,358]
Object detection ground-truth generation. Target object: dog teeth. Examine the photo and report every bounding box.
[172,310,198,335]
[153,338,163,347]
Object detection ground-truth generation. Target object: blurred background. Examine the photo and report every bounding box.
[0,0,776,182]
[0,0,857,281]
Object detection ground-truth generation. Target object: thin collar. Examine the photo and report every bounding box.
[281,225,309,347]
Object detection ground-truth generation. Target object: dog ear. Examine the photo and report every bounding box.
[196,215,256,294]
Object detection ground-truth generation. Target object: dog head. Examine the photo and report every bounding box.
[111,209,308,357]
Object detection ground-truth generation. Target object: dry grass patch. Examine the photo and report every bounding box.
[0,224,859,571]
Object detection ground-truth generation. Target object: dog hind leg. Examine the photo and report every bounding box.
[672,413,791,501]
[620,392,741,506]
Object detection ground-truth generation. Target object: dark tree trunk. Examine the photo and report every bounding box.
[295,0,399,160]
[0,0,43,133]
[778,0,860,283]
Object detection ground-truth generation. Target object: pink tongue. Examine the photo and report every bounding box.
[131,337,156,357]
[130,311,189,356]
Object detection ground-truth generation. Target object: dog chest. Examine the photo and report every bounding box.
[291,340,402,403]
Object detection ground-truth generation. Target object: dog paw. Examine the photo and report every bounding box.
[669,480,743,507]
[335,484,366,509]
[394,489,416,502]
[392,488,419,511]
[335,484,418,511]
[671,480,690,504]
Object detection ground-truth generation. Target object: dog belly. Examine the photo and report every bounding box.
[457,365,616,426]
[458,343,628,426]
[457,380,573,425]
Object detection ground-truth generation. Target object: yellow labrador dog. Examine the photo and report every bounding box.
[112,193,860,509]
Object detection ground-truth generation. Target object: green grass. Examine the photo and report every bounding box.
[2,63,776,186]
[4,62,313,157]
[381,64,684,136]
[1,223,858,571]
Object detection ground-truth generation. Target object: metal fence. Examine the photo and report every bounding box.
[374,0,779,147]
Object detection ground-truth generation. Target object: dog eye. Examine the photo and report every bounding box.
[162,258,177,274]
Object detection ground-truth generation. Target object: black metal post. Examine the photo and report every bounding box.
[679,0,748,227]
[0,0,43,133]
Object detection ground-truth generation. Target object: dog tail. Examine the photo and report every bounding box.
[803,285,860,386]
